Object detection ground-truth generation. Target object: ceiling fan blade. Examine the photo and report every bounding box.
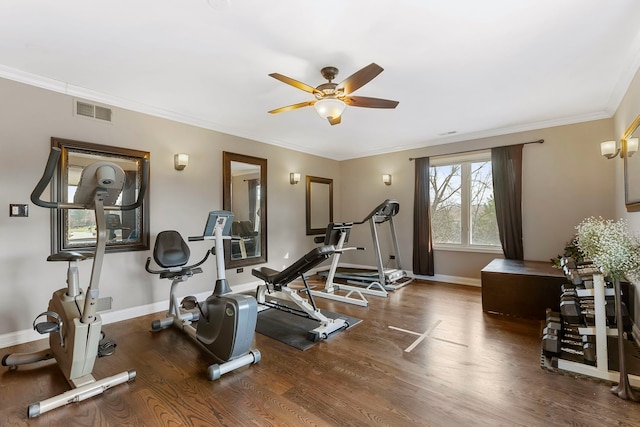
[343,96,399,109]
[268,100,315,114]
[269,73,320,94]
[328,115,341,125]
[336,63,384,94]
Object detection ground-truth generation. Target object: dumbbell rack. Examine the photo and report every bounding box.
[556,274,640,387]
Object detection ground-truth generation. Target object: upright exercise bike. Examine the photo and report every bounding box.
[145,211,260,380]
[2,147,148,418]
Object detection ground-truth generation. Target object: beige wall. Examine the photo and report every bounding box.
[614,66,640,329]
[339,119,616,282]
[0,77,339,337]
[0,70,629,340]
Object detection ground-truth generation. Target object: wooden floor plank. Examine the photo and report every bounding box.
[1,279,640,426]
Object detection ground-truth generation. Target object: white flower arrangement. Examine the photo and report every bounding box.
[575,216,640,282]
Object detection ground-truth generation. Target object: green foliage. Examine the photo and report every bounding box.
[550,237,583,268]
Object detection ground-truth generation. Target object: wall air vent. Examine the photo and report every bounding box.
[74,100,112,123]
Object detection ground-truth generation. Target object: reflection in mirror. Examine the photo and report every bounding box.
[52,137,150,253]
[306,176,333,235]
[624,114,640,211]
[223,152,267,267]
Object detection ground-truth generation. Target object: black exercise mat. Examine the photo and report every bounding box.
[255,308,361,350]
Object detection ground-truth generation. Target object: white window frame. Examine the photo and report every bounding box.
[430,150,502,254]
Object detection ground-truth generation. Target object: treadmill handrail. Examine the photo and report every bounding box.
[353,199,399,225]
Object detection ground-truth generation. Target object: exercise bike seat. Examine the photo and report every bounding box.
[146,230,209,280]
[252,245,335,289]
[47,251,93,262]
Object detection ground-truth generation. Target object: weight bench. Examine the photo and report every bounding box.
[252,245,349,341]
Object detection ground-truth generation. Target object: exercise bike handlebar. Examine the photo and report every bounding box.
[120,158,149,211]
[30,147,62,209]
[30,147,149,211]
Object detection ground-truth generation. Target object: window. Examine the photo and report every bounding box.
[429,151,500,251]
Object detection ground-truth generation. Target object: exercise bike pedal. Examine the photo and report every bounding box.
[34,321,59,335]
[98,336,117,357]
[33,311,65,347]
[33,311,62,335]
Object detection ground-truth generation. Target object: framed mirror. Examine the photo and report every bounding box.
[306,176,333,235]
[222,151,267,267]
[51,137,150,253]
[624,114,640,211]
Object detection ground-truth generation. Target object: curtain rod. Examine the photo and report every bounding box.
[408,139,544,161]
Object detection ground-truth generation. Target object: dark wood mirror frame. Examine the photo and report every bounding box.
[51,137,150,253]
[623,113,640,212]
[222,151,268,268]
[306,175,333,235]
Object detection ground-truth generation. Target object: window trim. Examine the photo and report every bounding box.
[429,150,501,252]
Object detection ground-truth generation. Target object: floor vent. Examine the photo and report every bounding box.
[75,100,112,122]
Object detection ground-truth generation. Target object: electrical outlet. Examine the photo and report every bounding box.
[9,204,28,217]
[236,268,244,273]
[389,255,396,260]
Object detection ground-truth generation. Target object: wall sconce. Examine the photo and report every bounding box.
[290,172,301,185]
[601,138,639,159]
[601,140,619,159]
[174,153,189,170]
[382,174,392,186]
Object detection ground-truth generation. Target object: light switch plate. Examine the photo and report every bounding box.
[9,204,28,217]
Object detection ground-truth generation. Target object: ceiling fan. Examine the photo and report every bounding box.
[268,63,399,125]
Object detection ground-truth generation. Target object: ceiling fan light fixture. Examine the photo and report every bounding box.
[314,98,346,120]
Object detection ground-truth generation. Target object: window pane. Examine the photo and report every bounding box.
[470,161,500,246]
[429,164,461,244]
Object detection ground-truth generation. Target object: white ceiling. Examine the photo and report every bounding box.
[1,0,640,160]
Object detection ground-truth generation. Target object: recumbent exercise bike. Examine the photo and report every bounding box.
[145,211,260,380]
[2,146,148,418]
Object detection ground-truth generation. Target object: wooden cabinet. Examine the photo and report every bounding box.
[481,258,566,320]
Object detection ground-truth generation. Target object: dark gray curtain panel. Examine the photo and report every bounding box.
[413,156,435,275]
[491,144,524,260]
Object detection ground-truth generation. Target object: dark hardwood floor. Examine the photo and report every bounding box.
[2,279,640,426]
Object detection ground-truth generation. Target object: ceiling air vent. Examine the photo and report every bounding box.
[75,100,112,123]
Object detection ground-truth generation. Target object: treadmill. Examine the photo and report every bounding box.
[319,199,413,291]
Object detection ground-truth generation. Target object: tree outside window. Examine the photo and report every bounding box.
[429,153,500,249]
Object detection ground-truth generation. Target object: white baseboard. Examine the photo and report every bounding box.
[0,281,262,349]
[414,273,481,287]
[334,263,481,287]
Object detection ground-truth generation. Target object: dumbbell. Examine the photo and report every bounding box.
[582,335,596,365]
[605,298,631,328]
[580,299,596,326]
[542,309,562,355]
[545,309,562,331]
[542,328,560,354]
[560,295,582,325]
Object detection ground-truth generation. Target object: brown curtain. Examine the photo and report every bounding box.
[413,156,435,275]
[491,145,524,260]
